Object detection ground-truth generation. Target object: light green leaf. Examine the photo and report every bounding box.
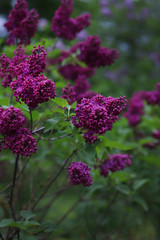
[133,179,149,191]
[0,219,14,227]
[99,136,134,150]
[116,184,130,195]
[52,98,68,108]
[133,196,148,211]
[0,97,10,106]
[20,210,35,220]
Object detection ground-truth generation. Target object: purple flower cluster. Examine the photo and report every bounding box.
[61,82,76,105]
[58,64,95,82]
[11,74,56,109]
[0,45,56,109]
[0,107,37,156]
[0,106,25,135]
[143,83,160,106]
[125,83,160,128]
[51,0,91,40]
[5,128,37,156]
[72,94,127,143]
[71,36,119,68]
[4,0,39,45]
[68,161,93,187]
[124,91,145,127]
[100,153,132,177]
[61,75,96,104]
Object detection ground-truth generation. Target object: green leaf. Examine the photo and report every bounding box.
[31,110,40,121]
[0,97,10,106]
[133,179,149,191]
[70,101,77,109]
[76,60,87,68]
[133,196,148,211]
[52,98,68,108]
[24,220,40,228]
[111,171,134,182]
[44,118,60,133]
[116,184,130,195]
[142,155,160,167]
[40,222,57,233]
[20,231,38,240]
[20,210,35,220]
[0,219,14,227]
[99,136,134,150]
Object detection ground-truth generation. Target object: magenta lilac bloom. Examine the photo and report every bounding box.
[124,91,144,127]
[72,94,127,143]
[5,128,37,156]
[51,0,91,40]
[4,0,39,45]
[0,106,25,136]
[71,36,119,68]
[58,64,95,82]
[100,154,132,177]
[28,45,47,77]
[61,83,76,105]
[143,82,160,106]
[68,161,93,187]
[11,74,56,109]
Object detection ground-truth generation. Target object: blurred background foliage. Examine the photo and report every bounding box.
[0,0,160,240]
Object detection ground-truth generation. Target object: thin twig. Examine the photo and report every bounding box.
[8,155,19,220]
[100,191,119,222]
[35,134,71,141]
[0,232,4,240]
[32,148,78,210]
[32,127,45,134]
[0,157,29,195]
[39,185,70,221]
[85,205,97,240]
[56,197,82,226]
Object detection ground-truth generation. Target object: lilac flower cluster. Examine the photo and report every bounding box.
[124,91,144,127]
[0,45,56,109]
[56,36,119,103]
[125,83,160,128]
[100,153,132,177]
[0,106,25,135]
[61,75,96,104]
[143,83,160,106]
[68,161,92,187]
[58,64,95,82]
[72,94,127,143]
[71,36,119,68]
[55,35,119,88]
[0,107,37,156]
[51,0,91,40]
[61,82,76,105]
[4,0,39,45]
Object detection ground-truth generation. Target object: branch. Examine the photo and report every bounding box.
[8,155,19,220]
[35,134,71,142]
[0,232,4,240]
[56,197,82,226]
[32,148,78,210]
[0,157,29,195]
